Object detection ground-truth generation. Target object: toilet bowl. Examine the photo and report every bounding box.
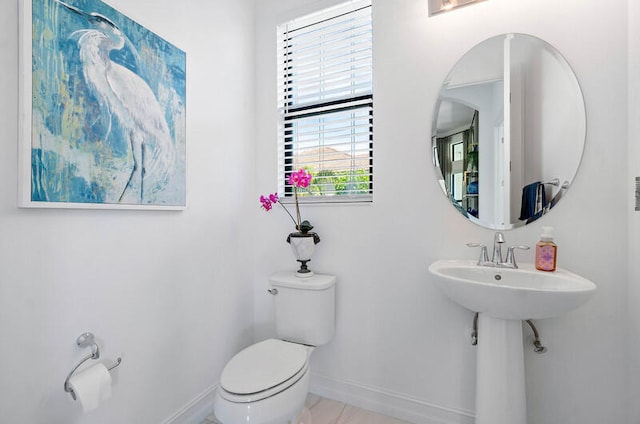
[214,339,313,424]
[214,272,336,424]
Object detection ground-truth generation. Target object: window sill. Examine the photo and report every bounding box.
[280,195,372,205]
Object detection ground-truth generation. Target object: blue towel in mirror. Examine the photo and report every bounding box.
[519,181,546,221]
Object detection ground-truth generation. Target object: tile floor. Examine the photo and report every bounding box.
[202,393,411,424]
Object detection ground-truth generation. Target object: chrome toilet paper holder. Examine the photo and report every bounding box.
[64,332,122,400]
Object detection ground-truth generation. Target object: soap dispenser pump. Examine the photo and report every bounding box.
[535,226,557,272]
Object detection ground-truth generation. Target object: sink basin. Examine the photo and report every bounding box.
[428,259,596,320]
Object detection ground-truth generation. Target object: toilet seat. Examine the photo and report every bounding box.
[219,339,309,403]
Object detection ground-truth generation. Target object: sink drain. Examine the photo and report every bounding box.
[494,274,502,281]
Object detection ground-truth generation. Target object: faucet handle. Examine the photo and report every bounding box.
[504,245,530,268]
[466,243,489,265]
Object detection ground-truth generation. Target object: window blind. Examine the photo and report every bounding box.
[277,0,373,202]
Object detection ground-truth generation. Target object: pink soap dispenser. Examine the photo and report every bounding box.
[535,226,557,272]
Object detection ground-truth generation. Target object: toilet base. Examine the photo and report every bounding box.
[212,408,311,424]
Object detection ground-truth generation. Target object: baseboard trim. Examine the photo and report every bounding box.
[161,375,474,424]
[162,384,217,424]
[309,372,475,424]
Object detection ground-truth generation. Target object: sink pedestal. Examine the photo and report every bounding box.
[475,313,527,424]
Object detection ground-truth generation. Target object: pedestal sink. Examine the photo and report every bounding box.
[428,259,596,424]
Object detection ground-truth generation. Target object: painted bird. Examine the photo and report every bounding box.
[55,0,175,203]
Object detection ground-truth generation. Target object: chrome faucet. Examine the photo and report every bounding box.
[467,232,529,269]
[492,232,505,265]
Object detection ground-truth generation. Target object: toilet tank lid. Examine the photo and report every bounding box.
[270,272,336,290]
[220,339,308,395]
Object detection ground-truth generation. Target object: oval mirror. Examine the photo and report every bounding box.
[432,33,586,229]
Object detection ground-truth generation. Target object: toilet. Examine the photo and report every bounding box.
[214,271,336,424]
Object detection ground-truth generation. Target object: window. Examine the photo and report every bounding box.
[277,0,373,202]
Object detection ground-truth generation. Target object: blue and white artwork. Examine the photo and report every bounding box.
[28,0,186,207]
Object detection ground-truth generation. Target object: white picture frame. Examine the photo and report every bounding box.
[18,0,187,210]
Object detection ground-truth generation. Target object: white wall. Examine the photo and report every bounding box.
[255,1,630,423]
[0,0,256,423]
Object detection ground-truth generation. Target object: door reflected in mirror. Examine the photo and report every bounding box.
[432,33,586,230]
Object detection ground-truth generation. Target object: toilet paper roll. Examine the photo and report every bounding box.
[68,363,112,413]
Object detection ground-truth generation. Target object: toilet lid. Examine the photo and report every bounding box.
[220,339,309,395]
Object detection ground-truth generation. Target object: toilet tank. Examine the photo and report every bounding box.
[269,272,336,346]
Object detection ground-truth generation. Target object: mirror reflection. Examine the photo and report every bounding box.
[432,33,586,229]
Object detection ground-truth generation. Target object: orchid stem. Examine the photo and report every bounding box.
[294,188,302,231]
[278,201,298,229]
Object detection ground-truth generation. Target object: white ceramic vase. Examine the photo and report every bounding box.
[287,232,320,277]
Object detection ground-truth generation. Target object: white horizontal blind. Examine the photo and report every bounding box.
[277,0,373,201]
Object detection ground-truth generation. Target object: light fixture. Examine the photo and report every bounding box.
[428,0,486,16]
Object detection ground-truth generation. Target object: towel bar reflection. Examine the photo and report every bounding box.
[64,332,122,400]
[542,178,570,190]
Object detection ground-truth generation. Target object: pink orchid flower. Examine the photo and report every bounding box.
[288,169,312,189]
[259,169,314,232]
[259,195,273,211]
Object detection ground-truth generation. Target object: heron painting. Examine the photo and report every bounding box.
[24,0,186,208]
